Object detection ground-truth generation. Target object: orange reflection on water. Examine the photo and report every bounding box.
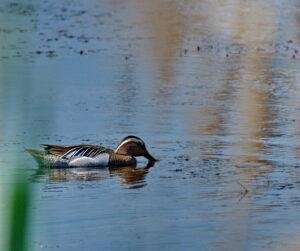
[231,2,278,175]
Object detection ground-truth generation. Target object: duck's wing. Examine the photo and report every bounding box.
[41,144,113,159]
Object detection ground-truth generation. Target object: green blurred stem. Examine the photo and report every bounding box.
[8,176,30,251]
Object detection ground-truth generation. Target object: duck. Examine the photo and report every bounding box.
[27,135,156,168]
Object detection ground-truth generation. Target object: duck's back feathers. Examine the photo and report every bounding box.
[28,145,114,168]
[41,144,113,159]
[26,149,45,166]
[41,144,76,155]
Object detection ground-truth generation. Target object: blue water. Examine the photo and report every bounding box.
[1,0,300,250]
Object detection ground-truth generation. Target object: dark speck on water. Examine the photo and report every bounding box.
[46,50,56,58]
[1,0,300,250]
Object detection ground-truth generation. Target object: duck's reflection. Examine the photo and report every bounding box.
[110,164,152,189]
[31,161,155,189]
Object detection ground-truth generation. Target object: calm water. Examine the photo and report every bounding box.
[1,0,300,250]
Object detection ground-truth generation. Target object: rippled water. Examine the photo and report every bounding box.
[1,0,300,250]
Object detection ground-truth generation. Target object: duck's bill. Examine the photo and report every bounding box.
[144,151,157,162]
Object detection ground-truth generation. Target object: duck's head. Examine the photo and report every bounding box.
[115,135,157,162]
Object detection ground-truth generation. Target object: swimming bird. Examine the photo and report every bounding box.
[27,135,156,168]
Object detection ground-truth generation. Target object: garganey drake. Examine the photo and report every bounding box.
[27,135,156,168]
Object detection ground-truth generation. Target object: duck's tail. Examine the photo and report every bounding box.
[26,149,46,166]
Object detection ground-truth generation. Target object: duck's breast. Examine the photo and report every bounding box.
[68,153,110,168]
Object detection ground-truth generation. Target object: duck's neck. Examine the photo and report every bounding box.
[109,153,136,167]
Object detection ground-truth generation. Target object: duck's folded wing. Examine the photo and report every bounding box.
[41,144,112,159]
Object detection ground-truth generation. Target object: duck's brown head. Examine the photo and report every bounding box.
[115,135,156,162]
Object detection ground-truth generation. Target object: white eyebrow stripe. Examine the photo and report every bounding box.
[115,138,144,152]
